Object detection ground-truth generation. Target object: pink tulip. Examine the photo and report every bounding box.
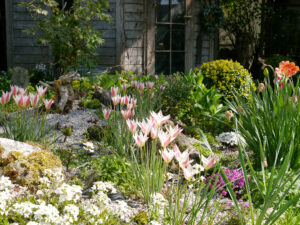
[174,146,190,168]
[0,91,11,105]
[203,155,216,170]
[133,131,148,148]
[154,75,159,80]
[146,81,155,89]
[160,148,175,164]
[150,123,158,139]
[121,84,127,92]
[10,85,19,96]
[126,119,138,133]
[150,110,170,127]
[138,82,145,94]
[121,109,131,120]
[111,86,119,97]
[29,93,40,107]
[127,103,133,111]
[18,88,27,96]
[138,118,152,136]
[131,81,138,88]
[150,92,154,99]
[182,164,195,181]
[112,95,121,106]
[158,129,171,148]
[160,85,165,92]
[102,108,111,120]
[36,86,47,98]
[43,99,53,110]
[13,94,30,108]
[130,109,135,118]
[121,95,129,106]
[167,125,183,141]
[131,97,137,108]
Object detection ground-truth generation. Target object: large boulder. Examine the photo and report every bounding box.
[0,138,64,188]
[11,67,29,88]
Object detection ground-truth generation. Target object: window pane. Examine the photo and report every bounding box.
[171,52,184,73]
[172,25,185,50]
[156,53,170,74]
[171,0,185,23]
[156,0,170,22]
[156,24,170,50]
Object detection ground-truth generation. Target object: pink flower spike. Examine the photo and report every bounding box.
[121,84,127,92]
[150,110,170,127]
[203,155,217,170]
[126,119,138,133]
[112,95,121,106]
[29,93,40,107]
[133,131,148,148]
[138,118,152,135]
[158,129,171,148]
[36,86,47,98]
[10,85,19,96]
[161,148,175,164]
[160,85,165,92]
[102,108,111,120]
[43,99,53,110]
[111,86,119,97]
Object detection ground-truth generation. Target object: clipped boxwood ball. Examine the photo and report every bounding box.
[197,59,256,99]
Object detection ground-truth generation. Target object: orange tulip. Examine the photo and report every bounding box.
[278,61,299,77]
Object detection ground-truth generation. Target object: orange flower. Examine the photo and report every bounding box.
[278,61,299,77]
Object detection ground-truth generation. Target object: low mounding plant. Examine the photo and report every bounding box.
[228,61,300,169]
[197,59,256,100]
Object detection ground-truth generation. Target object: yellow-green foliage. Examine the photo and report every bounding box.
[197,59,256,99]
[0,145,62,188]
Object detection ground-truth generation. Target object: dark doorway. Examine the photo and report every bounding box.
[0,0,7,71]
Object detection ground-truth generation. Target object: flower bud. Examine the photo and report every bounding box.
[225,110,234,121]
[258,83,265,92]
[263,68,269,77]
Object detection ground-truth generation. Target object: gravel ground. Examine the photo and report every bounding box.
[45,108,105,149]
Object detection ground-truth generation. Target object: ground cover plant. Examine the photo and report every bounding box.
[0,61,299,224]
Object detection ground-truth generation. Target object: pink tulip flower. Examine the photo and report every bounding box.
[121,109,131,120]
[138,118,152,135]
[154,75,159,80]
[111,86,119,97]
[126,119,138,133]
[10,85,19,96]
[146,81,155,89]
[158,129,171,148]
[112,94,121,106]
[150,92,154,99]
[150,123,158,139]
[121,95,130,106]
[121,84,127,92]
[131,97,137,108]
[130,109,135,118]
[102,108,111,120]
[202,155,217,170]
[36,86,47,98]
[167,125,183,141]
[150,110,170,127]
[0,91,11,105]
[29,93,40,107]
[160,148,175,164]
[131,81,138,88]
[182,164,195,181]
[133,131,148,148]
[43,99,53,110]
[138,82,145,94]
[160,85,165,92]
[18,88,27,96]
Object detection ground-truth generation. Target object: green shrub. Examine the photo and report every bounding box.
[82,99,101,109]
[0,70,12,91]
[197,59,256,100]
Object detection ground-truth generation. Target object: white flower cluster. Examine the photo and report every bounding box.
[0,176,138,224]
[149,192,168,218]
[216,132,246,147]
[55,183,82,203]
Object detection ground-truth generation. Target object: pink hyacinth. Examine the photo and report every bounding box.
[43,99,53,110]
[102,108,111,120]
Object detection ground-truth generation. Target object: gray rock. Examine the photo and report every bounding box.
[92,90,112,107]
[11,67,29,88]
